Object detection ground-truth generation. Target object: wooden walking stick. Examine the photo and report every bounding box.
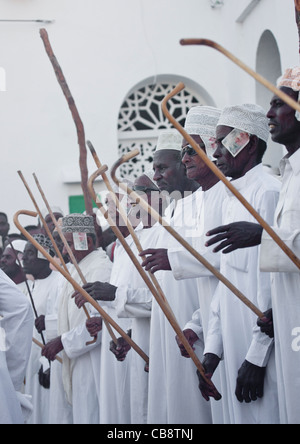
[14,210,149,364]
[110,150,265,320]
[88,166,219,395]
[161,81,300,271]
[39,28,93,215]
[32,172,117,346]
[180,38,300,114]
[17,170,96,345]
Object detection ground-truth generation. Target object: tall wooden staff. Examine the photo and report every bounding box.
[110,151,265,320]
[161,81,300,270]
[39,28,93,215]
[180,39,300,115]
[295,0,300,56]
[13,210,149,365]
[88,165,220,395]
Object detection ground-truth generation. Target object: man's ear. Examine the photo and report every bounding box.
[247,135,259,156]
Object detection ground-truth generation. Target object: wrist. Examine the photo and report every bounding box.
[203,353,220,375]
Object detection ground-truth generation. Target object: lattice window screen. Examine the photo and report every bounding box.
[117,82,202,180]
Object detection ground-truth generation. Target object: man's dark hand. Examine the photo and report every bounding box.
[197,353,221,401]
[257,309,274,339]
[86,317,103,337]
[72,281,117,308]
[235,360,266,403]
[206,222,263,254]
[140,248,171,274]
[42,336,64,361]
[175,329,199,358]
[35,315,46,334]
[109,334,132,362]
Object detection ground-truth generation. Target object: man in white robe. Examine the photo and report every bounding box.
[103,172,163,424]
[42,213,112,424]
[0,269,33,423]
[22,234,60,424]
[74,191,142,424]
[201,104,280,424]
[214,68,300,423]
[146,107,227,423]
[141,132,213,424]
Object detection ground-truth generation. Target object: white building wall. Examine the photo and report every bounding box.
[0,0,298,228]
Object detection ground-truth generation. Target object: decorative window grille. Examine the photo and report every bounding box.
[117,82,203,180]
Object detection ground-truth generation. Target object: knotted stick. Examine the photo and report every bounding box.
[14,210,149,364]
[180,38,300,114]
[32,172,117,345]
[88,166,217,393]
[39,28,93,215]
[111,150,264,320]
[161,82,300,270]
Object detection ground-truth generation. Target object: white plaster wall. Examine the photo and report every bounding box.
[0,0,298,228]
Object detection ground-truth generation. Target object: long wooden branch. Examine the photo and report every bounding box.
[39,28,93,215]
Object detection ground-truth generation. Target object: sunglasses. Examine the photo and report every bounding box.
[181,145,198,158]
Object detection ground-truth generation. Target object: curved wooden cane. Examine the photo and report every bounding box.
[180,38,300,114]
[14,210,149,365]
[161,82,300,271]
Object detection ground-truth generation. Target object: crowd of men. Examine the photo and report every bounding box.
[0,66,300,424]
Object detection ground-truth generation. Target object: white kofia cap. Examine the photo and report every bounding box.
[184,106,222,138]
[217,104,269,143]
[155,132,182,152]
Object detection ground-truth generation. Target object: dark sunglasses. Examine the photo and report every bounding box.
[181,145,198,158]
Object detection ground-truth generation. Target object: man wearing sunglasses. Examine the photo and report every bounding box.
[141,130,216,425]
[142,106,227,423]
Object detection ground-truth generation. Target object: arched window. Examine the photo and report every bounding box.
[117,76,214,180]
[256,30,283,171]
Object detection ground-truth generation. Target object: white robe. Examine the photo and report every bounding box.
[0,270,34,423]
[46,265,73,425]
[113,223,160,424]
[205,164,280,424]
[58,248,112,424]
[147,191,213,424]
[99,238,133,424]
[24,270,60,424]
[260,149,300,424]
[167,181,227,423]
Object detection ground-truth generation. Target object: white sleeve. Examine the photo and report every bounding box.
[113,286,152,318]
[203,286,223,359]
[61,322,102,360]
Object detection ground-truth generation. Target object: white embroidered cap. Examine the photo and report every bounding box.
[155,132,182,152]
[217,104,269,143]
[184,106,221,159]
[277,67,300,121]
